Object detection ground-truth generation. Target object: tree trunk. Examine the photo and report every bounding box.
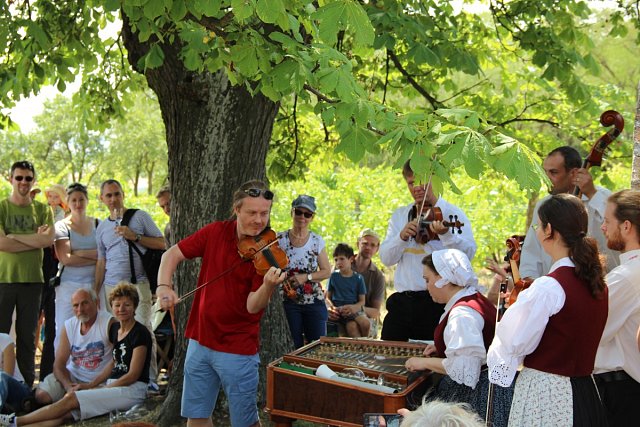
[122,16,294,426]
[632,80,640,190]
[147,164,154,195]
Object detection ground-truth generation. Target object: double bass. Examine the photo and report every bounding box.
[507,110,624,306]
[573,109,624,196]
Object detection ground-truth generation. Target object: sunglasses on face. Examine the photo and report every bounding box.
[13,176,34,182]
[294,208,314,218]
[243,188,274,200]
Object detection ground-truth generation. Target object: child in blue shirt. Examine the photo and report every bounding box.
[326,243,369,337]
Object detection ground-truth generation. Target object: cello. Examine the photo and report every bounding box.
[572,110,624,197]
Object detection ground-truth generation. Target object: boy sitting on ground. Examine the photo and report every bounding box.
[326,243,369,337]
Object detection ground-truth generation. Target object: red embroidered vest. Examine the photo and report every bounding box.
[524,266,608,377]
[433,292,497,358]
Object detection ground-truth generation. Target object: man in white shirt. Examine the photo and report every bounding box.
[519,146,619,279]
[594,189,640,426]
[34,289,114,406]
[379,160,476,341]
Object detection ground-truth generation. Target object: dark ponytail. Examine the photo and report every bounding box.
[538,194,606,298]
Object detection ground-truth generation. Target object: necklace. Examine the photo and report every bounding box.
[289,230,310,247]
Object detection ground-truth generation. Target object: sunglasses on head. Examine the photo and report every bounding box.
[294,208,314,218]
[243,188,274,200]
[13,176,34,182]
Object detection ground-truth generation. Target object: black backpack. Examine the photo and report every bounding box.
[121,208,165,294]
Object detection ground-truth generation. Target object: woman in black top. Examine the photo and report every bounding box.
[2,282,152,426]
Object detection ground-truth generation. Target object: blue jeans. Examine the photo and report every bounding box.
[0,372,31,411]
[283,299,328,348]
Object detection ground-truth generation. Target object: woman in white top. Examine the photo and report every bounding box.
[488,194,608,426]
[404,249,512,427]
[277,195,332,348]
[53,183,99,350]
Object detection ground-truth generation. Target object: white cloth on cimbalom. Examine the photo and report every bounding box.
[594,249,640,381]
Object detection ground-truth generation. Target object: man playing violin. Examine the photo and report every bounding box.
[379,160,476,342]
[156,180,286,427]
[519,146,619,280]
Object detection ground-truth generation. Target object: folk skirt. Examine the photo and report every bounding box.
[509,367,608,427]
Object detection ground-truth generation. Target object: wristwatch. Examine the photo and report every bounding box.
[135,233,142,242]
[307,273,313,282]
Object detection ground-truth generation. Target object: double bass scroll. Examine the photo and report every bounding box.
[573,110,624,196]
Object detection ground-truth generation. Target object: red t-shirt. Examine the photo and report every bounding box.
[178,220,264,355]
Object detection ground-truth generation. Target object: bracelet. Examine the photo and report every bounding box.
[157,284,173,290]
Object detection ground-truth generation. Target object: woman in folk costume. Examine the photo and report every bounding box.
[405,248,513,427]
[488,193,608,426]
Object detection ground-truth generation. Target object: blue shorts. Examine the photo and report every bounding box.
[181,339,260,426]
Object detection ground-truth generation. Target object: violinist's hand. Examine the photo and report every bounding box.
[500,289,512,309]
[573,168,596,199]
[264,267,287,288]
[429,220,449,235]
[158,285,179,311]
[400,219,418,241]
[422,344,437,357]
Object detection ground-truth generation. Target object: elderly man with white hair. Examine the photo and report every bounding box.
[404,249,513,427]
[33,288,114,407]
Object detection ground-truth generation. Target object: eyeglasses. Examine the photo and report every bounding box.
[294,208,314,218]
[243,188,274,200]
[13,175,34,182]
[531,223,539,231]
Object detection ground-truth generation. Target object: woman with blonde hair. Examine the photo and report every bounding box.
[0,282,152,426]
[45,184,69,222]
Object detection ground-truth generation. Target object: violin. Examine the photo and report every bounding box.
[237,229,298,299]
[178,228,291,302]
[573,110,624,196]
[505,235,532,306]
[237,229,289,275]
[414,206,464,244]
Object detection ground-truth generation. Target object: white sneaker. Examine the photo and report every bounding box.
[0,413,15,427]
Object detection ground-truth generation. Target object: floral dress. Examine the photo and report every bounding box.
[277,230,325,304]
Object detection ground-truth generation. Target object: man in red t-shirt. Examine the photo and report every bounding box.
[156,180,286,427]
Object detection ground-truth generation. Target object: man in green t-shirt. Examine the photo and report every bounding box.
[0,160,54,387]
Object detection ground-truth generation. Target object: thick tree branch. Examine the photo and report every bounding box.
[386,49,442,109]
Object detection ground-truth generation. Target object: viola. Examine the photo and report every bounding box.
[414,206,464,244]
[505,235,532,306]
[573,110,624,196]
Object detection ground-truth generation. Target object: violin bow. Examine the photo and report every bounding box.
[415,156,437,228]
[176,239,281,303]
